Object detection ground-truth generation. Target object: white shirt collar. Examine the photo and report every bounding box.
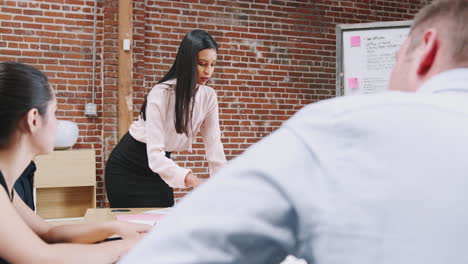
[417,68,468,94]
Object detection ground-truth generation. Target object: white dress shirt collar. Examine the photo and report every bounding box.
[418,68,468,94]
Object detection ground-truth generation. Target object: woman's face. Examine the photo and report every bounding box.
[34,96,58,155]
[196,48,217,86]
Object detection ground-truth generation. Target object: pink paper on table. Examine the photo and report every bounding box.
[350,36,361,47]
[116,213,165,222]
[348,78,359,89]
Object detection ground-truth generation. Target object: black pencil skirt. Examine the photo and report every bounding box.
[105,132,174,208]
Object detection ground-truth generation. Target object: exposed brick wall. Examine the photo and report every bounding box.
[0,0,107,201]
[0,0,429,207]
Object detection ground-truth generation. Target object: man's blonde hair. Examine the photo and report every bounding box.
[409,0,468,65]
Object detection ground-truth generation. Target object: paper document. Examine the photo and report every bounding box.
[143,208,174,215]
[116,214,165,226]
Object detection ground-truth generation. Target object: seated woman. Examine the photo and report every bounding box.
[0,62,150,264]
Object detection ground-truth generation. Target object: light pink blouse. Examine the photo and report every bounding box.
[129,79,226,188]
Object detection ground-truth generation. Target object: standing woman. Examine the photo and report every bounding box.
[0,62,149,264]
[105,30,226,208]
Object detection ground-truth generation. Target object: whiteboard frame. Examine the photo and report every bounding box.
[335,20,413,96]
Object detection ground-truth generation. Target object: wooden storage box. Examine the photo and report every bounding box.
[34,150,96,219]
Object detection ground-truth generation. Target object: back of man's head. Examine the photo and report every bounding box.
[410,0,468,67]
[388,0,468,92]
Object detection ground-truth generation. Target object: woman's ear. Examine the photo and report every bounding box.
[22,108,40,134]
[416,29,439,76]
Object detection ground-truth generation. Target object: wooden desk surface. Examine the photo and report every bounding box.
[85,208,160,222]
[47,208,161,225]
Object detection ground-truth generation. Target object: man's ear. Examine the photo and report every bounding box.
[23,108,40,134]
[416,29,439,76]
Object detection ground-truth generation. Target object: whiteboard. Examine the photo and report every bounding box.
[336,20,412,96]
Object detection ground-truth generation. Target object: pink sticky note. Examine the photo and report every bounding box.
[116,213,165,222]
[348,78,359,89]
[350,36,361,47]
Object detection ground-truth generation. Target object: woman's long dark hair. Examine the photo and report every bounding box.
[0,62,53,149]
[140,30,218,136]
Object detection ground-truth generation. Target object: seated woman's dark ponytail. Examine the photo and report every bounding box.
[0,62,53,149]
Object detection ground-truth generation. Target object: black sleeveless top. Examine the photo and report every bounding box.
[0,171,13,264]
[0,171,14,202]
[14,161,35,210]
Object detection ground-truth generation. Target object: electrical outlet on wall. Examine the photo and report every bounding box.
[85,103,97,117]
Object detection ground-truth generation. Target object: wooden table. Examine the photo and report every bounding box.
[49,208,305,264]
[47,208,160,225]
[85,208,160,222]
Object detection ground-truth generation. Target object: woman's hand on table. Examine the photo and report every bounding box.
[184,172,203,188]
[112,221,151,239]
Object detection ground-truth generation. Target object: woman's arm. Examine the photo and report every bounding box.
[144,89,192,188]
[41,220,150,244]
[200,91,227,176]
[0,190,141,264]
[34,238,139,264]
[12,190,150,243]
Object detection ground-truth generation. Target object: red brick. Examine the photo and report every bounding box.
[2,35,23,41]
[1,21,21,28]
[2,7,21,14]
[23,9,44,16]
